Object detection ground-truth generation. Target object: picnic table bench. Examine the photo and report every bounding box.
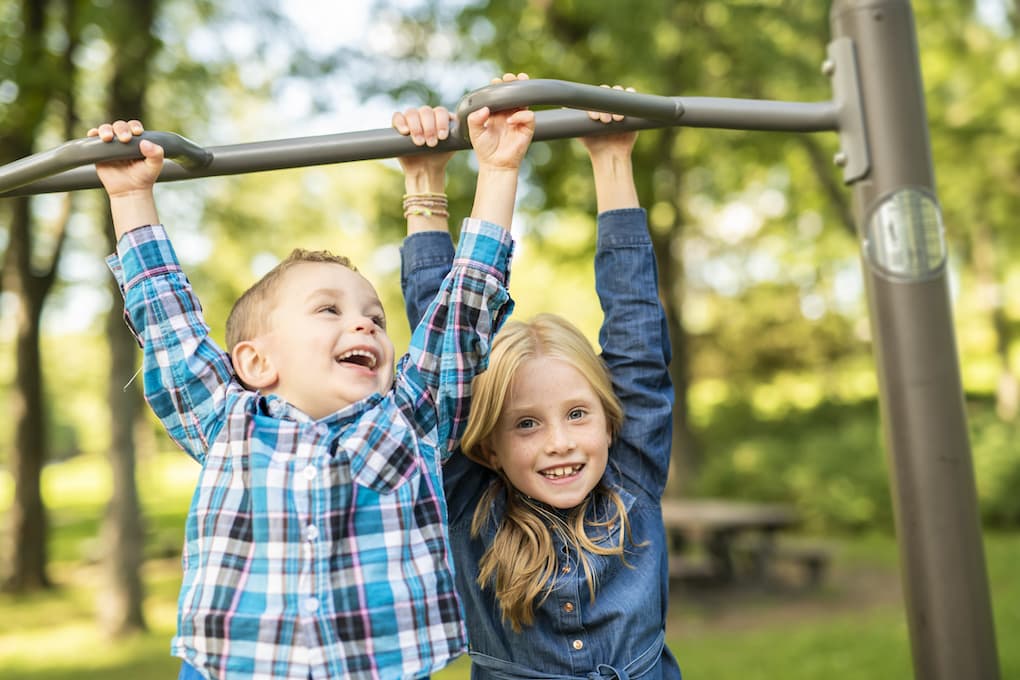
[661,499,829,587]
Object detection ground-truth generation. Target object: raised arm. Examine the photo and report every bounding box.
[397,80,533,457]
[89,120,163,238]
[582,107,674,496]
[594,208,673,495]
[96,120,232,462]
[580,85,640,212]
[467,73,535,230]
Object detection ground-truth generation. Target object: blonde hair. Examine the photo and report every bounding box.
[460,313,639,631]
[225,249,355,352]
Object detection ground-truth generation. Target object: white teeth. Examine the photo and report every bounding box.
[336,348,377,369]
[541,464,582,479]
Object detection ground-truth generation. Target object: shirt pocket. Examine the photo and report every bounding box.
[342,412,420,494]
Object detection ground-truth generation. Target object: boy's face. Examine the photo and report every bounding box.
[258,261,395,419]
[482,355,611,509]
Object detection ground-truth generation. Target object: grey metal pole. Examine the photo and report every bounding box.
[830,1,999,678]
[0,89,839,198]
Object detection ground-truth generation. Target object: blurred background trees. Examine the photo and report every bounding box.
[1,0,1019,651]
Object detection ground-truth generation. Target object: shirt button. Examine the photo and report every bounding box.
[563,602,574,613]
[302,465,317,481]
[304,524,320,541]
[304,597,320,613]
[572,639,584,651]
[561,565,570,574]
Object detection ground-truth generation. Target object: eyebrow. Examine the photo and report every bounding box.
[305,287,345,300]
[505,395,596,415]
[304,287,384,310]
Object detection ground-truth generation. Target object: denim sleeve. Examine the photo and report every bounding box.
[596,208,674,497]
[399,228,500,518]
[399,230,455,330]
[401,220,514,460]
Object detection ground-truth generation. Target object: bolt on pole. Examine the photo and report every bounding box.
[830,1,999,678]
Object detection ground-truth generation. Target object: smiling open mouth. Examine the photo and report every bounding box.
[336,348,378,369]
[540,464,584,479]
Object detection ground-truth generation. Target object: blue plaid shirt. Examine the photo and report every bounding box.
[107,219,514,680]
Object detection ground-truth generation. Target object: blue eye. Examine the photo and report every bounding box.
[516,418,537,430]
[568,408,586,421]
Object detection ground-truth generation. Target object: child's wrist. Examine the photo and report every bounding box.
[589,150,633,168]
[403,167,446,194]
[476,163,521,179]
[108,187,155,202]
[109,189,160,238]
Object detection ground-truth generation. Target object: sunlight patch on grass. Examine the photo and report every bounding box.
[671,606,913,678]
[0,620,138,665]
[0,559,183,680]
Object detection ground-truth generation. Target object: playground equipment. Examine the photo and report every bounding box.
[0,1,1000,678]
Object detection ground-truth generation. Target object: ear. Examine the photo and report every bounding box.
[231,339,278,390]
[478,438,501,470]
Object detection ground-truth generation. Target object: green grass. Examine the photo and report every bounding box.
[672,531,1019,678]
[1,453,1016,679]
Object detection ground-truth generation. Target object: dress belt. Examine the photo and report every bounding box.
[467,629,665,680]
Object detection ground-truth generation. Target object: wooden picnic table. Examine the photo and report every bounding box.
[660,499,806,584]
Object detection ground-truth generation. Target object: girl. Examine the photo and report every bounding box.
[396,79,681,679]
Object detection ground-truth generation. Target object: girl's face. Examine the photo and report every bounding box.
[482,355,611,509]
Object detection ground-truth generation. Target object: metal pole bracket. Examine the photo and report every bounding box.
[825,37,870,183]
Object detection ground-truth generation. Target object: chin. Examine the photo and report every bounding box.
[547,495,588,511]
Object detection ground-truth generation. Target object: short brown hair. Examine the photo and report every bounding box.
[225,249,355,351]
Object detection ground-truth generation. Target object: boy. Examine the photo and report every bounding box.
[92,98,533,680]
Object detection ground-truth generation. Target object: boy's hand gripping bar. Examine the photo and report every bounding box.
[0,131,212,194]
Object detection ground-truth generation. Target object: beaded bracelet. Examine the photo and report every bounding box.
[403,192,449,219]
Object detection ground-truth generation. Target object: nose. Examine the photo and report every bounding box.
[544,423,575,455]
[350,315,376,334]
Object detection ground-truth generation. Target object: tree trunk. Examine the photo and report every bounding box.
[1,0,65,593]
[3,200,52,593]
[99,260,148,635]
[96,0,160,636]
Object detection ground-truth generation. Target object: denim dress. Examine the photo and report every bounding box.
[401,209,681,680]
